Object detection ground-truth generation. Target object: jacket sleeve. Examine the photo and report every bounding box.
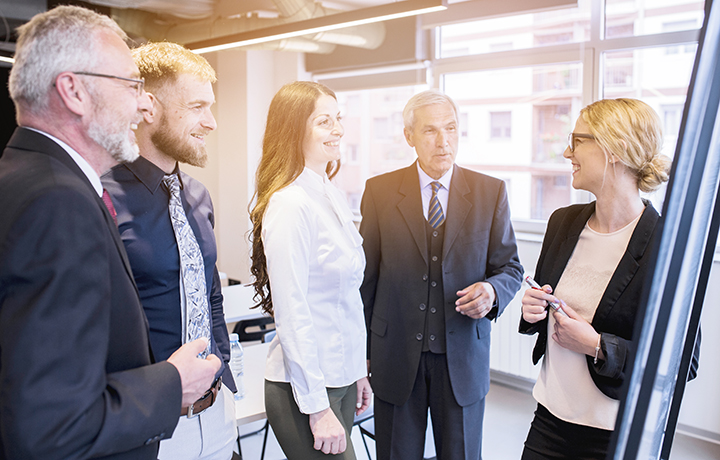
[359,181,381,359]
[0,188,180,460]
[483,180,524,319]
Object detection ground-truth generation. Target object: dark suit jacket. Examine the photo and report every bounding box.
[0,128,182,460]
[519,201,699,399]
[102,156,235,392]
[360,162,523,407]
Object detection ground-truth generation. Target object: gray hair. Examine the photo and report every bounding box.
[8,5,127,116]
[402,90,459,131]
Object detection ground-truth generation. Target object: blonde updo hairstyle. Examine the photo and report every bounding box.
[581,98,671,192]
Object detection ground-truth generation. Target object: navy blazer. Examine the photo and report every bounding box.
[519,201,699,399]
[360,162,523,407]
[102,156,235,392]
[0,128,181,459]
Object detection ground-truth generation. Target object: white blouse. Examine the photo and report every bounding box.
[262,167,367,415]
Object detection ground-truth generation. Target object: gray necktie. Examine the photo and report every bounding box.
[428,181,445,228]
[163,173,211,358]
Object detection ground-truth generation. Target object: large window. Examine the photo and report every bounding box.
[329,0,703,222]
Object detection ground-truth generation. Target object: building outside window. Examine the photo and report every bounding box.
[330,0,703,222]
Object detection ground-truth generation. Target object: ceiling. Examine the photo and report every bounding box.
[0,0,404,56]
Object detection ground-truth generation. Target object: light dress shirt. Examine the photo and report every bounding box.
[263,167,367,414]
[533,214,640,430]
[417,162,453,220]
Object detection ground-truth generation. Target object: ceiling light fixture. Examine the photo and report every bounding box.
[188,0,448,54]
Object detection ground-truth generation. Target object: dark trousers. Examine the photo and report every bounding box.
[265,380,358,460]
[374,352,485,460]
[521,404,613,460]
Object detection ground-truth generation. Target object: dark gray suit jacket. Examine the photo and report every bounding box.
[0,128,182,460]
[360,162,523,407]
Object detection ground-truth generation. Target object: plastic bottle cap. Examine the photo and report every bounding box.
[229,333,239,342]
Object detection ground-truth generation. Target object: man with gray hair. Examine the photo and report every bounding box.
[0,6,220,460]
[360,90,523,459]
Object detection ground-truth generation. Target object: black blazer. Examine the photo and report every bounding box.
[519,201,699,399]
[0,128,182,460]
[360,163,523,407]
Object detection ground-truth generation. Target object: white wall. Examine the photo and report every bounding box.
[184,48,309,284]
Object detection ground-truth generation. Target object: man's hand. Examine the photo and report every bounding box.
[355,377,372,416]
[455,282,496,319]
[167,338,221,408]
[309,407,346,455]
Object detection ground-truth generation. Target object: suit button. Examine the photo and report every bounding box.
[419,303,426,311]
[432,256,438,262]
[144,434,163,445]
[431,281,437,287]
[430,335,436,341]
[433,231,439,237]
[416,333,423,341]
[423,274,428,281]
[430,307,437,313]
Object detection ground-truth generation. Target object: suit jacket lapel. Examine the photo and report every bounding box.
[548,202,596,288]
[593,203,659,325]
[9,128,139,292]
[442,166,471,261]
[397,162,429,265]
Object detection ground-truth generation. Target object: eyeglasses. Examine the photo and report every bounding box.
[73,71,145,96]
[567,132,596,153]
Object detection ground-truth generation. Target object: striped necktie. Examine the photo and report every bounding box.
[163,173,211,358]
[428,181,445,228]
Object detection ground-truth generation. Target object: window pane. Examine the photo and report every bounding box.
[443,63,583,220]
[605,0,704,39]
[437,1,590,58]
[602,43,697,209]
[333,86,426,215]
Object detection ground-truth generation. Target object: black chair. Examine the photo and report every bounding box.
[232,316,275,343]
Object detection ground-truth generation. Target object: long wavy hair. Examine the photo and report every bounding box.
[249,81,340,315]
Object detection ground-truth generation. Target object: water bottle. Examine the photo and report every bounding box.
[229,333,245,400]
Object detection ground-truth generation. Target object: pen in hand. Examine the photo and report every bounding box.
[524,276,569,317]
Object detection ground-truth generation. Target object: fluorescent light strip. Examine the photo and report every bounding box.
[191,2,447,54]
[0,56,14,64]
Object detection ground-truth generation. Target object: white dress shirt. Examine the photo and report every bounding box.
[262,167,367,414]
[417,162,453,220]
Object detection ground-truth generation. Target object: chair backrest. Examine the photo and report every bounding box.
[232,316,276,343]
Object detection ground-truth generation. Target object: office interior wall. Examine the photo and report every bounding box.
[183,48,309,285]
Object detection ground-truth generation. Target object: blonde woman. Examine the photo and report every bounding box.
[519,98,699,459]
[249,81,371,459]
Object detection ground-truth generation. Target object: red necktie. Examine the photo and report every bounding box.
[102,188,118,226]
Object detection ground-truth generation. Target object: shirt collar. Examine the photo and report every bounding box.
[296,166,328,193]
[26,127,103,197]
[417,162,453,192]
[125,155,182,193]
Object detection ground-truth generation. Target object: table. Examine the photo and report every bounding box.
[223,284,266,323]
[235,342,270,426]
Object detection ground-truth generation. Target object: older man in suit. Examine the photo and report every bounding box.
[360,90,523,460]
[0,6,220,460]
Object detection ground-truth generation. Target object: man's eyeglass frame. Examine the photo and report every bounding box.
[73,71,145,96]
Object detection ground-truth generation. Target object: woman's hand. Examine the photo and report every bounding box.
[355,376,372,416]
[308,407,346,455]
[551,302,604,359]
[521,285,558,323]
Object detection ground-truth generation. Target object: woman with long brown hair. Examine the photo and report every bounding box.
[249,81,371,459]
